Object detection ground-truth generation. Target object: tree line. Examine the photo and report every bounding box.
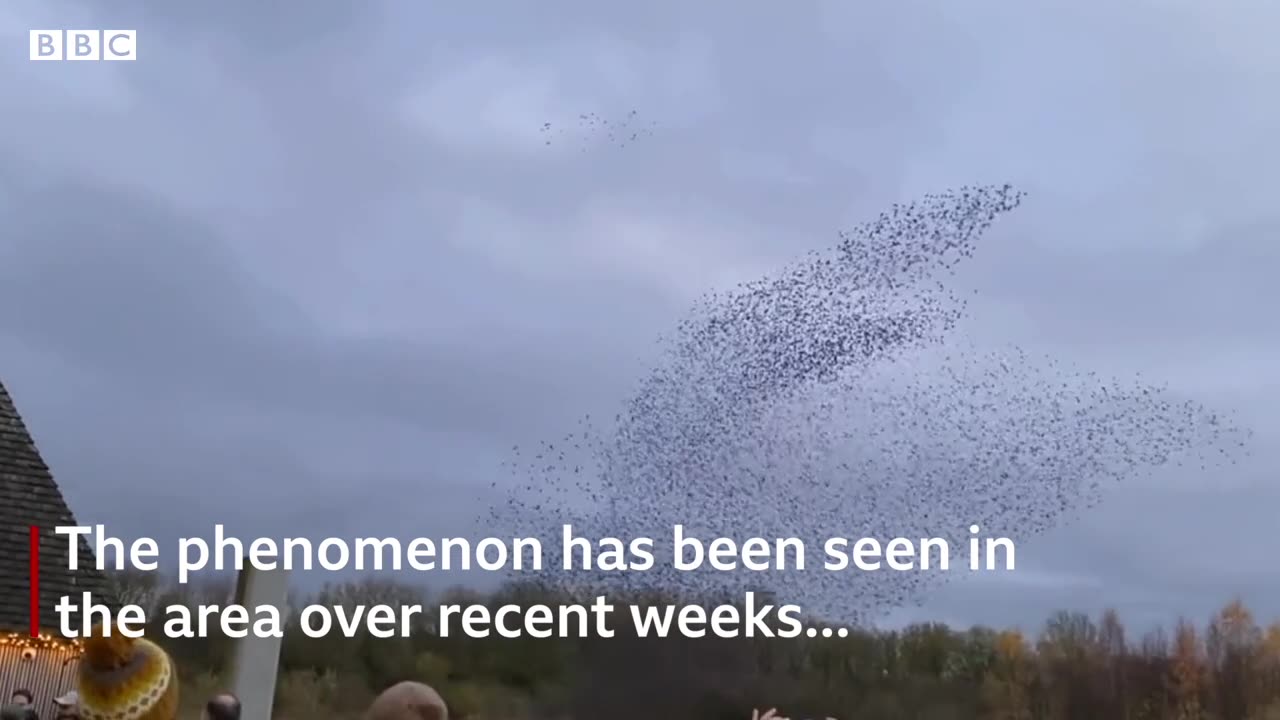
[108,569,1280,720]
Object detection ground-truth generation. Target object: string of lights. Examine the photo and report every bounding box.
[0,631,83,654]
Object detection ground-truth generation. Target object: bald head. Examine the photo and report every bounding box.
[204,694,240,720]
[363,682,447,720]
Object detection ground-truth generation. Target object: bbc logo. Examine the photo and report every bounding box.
[29,30,136,61]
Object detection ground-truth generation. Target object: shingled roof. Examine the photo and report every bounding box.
[0,378,113,634]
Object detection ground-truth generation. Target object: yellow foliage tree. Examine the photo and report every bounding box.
[1170,619,1206,720]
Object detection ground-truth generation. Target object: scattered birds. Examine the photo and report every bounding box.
[489,184,1251,624]
[538,110,657,151]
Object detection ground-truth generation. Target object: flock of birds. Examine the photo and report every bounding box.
[538,110,657,151]
[489,167,1251,623]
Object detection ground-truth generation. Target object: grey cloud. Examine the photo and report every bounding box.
[0,178,634,440]
[958,221,1280,346]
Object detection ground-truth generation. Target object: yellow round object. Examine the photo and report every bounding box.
[78,634,178,720]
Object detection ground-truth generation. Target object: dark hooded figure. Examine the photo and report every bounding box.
[362,682,447,720]
[2,690,36,720]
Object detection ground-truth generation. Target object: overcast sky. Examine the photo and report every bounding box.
[2,0,1278,635]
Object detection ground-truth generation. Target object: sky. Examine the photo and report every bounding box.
[2,0,1278,635]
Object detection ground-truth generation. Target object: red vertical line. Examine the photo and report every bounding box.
[29,525,40,637]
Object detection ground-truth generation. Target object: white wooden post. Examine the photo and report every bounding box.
[226,563,289,720]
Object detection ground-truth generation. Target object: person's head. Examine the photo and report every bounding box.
[10,690,32,707]
[53,691,79,718]
[202,693,240,720]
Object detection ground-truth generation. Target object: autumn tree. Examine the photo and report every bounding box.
[981,629,1033,720]
[1209,598,1263,719]
[1038,611,1105,719]
[1170,618,1208,720]
[1098,608,1129,718]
